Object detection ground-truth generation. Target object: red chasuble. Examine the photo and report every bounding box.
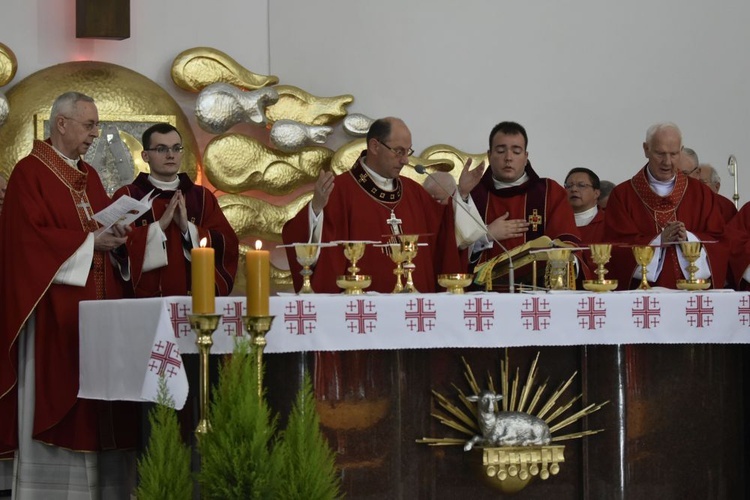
[726,202,750,290]
[0,140,136,453]
[716,192,738,223]
[283,154,462,293]
[112,172,239,297]
[603,166,728,289]
[579,209,606,245]
[469,163,583,283]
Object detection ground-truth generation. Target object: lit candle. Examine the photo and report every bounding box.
[246,240,270,316]
[191,237,215,314]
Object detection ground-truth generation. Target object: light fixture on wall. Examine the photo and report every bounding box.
[76,0,130,40]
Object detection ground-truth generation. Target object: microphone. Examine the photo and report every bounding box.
[414,164,515,293]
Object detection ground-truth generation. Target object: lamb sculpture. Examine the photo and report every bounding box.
[464,390,552,451]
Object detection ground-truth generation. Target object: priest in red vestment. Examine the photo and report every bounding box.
[455,121,583,288]
[0,92,136,496]
[725,202,750,290]
[283,117,462,292]
[603,123,728,289]
[112,123,238,298]
[564,167,606,244]
[697,163,738,223]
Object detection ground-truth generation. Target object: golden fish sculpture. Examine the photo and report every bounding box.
[203,134,333,195]
[218,192,312,242]
[265,84,353,126]
[171,46,278,92]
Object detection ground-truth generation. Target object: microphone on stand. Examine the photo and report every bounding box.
[414,164,515,293]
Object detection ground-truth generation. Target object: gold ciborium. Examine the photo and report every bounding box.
[676,241,711,290]
[336,241,371,294]
[438,273,473,294]
[294,243,319,294]
[398,234,420,293]
[583,244,618,292]
[632,245,655,290]
[544,248,572,290]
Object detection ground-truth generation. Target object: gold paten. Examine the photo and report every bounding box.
[170,47,278,92]
[0,43,18,86]
[204,134,332,194]
[218,192,312,242]
[336,241,372,295]
[265,84,353,126]
[189,313,222,436]
[0,61,199,180]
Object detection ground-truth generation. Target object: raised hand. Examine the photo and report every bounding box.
[457,158,486,201]
[311,170,335,215]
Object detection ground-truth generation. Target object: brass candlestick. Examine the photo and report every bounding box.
[583,244,618,292]
[189,313,222,436]
[676,241,711,290]
[632,245,655,290]
[243,315,275,397]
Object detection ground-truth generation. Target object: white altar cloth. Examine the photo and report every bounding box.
[78,290,750,408]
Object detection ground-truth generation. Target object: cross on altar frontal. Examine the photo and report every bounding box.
[528,209,543,231]
[387,211,402,235]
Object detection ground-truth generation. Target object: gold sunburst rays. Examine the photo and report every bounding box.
[417,350,608,447]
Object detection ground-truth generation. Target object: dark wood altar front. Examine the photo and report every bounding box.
[266,344,745,499]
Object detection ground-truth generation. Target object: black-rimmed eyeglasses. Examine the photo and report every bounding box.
[377,139,414,158]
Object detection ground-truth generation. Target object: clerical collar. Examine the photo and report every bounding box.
[50,145,80,169]
[361,158,395,191]
[645,167,676,196]
[493,171,529,190]
[148,175,180,191]
[574,205,598,227]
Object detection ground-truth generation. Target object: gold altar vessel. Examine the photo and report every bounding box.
[675,241,711,290]
[397,234,420,293]
[583,243,618,292]
[438,273,473,294]
[632,245,655,290]
[189,313,222,436]
[335,241,372,295]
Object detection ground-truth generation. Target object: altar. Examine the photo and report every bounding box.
[79,290,748,498]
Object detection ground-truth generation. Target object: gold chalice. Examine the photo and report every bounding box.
[294,243,319,294]
[386,242,407,293]
[544,248,572,290]
[336,241,371,294]
[632,245,655,290]
[398,234,420,293]
[676,241,711,290]
[583,244,618,292]
[438,273,473,294]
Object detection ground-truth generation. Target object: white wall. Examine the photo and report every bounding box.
[2,0,749,200]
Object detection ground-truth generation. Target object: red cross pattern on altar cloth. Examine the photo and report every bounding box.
[528,209,543,231]
[739,295,750,327]
[521,297,551,330]
[463,297,495,332]
[577,296,607,330]
[631,296,660,329]
[148,340,182,378]
[284,299,317,335]
[345,299,378,334]
[405,298,437,332]
[169,302,192,338]
[222,301,246,337]
[685,294,714,328]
